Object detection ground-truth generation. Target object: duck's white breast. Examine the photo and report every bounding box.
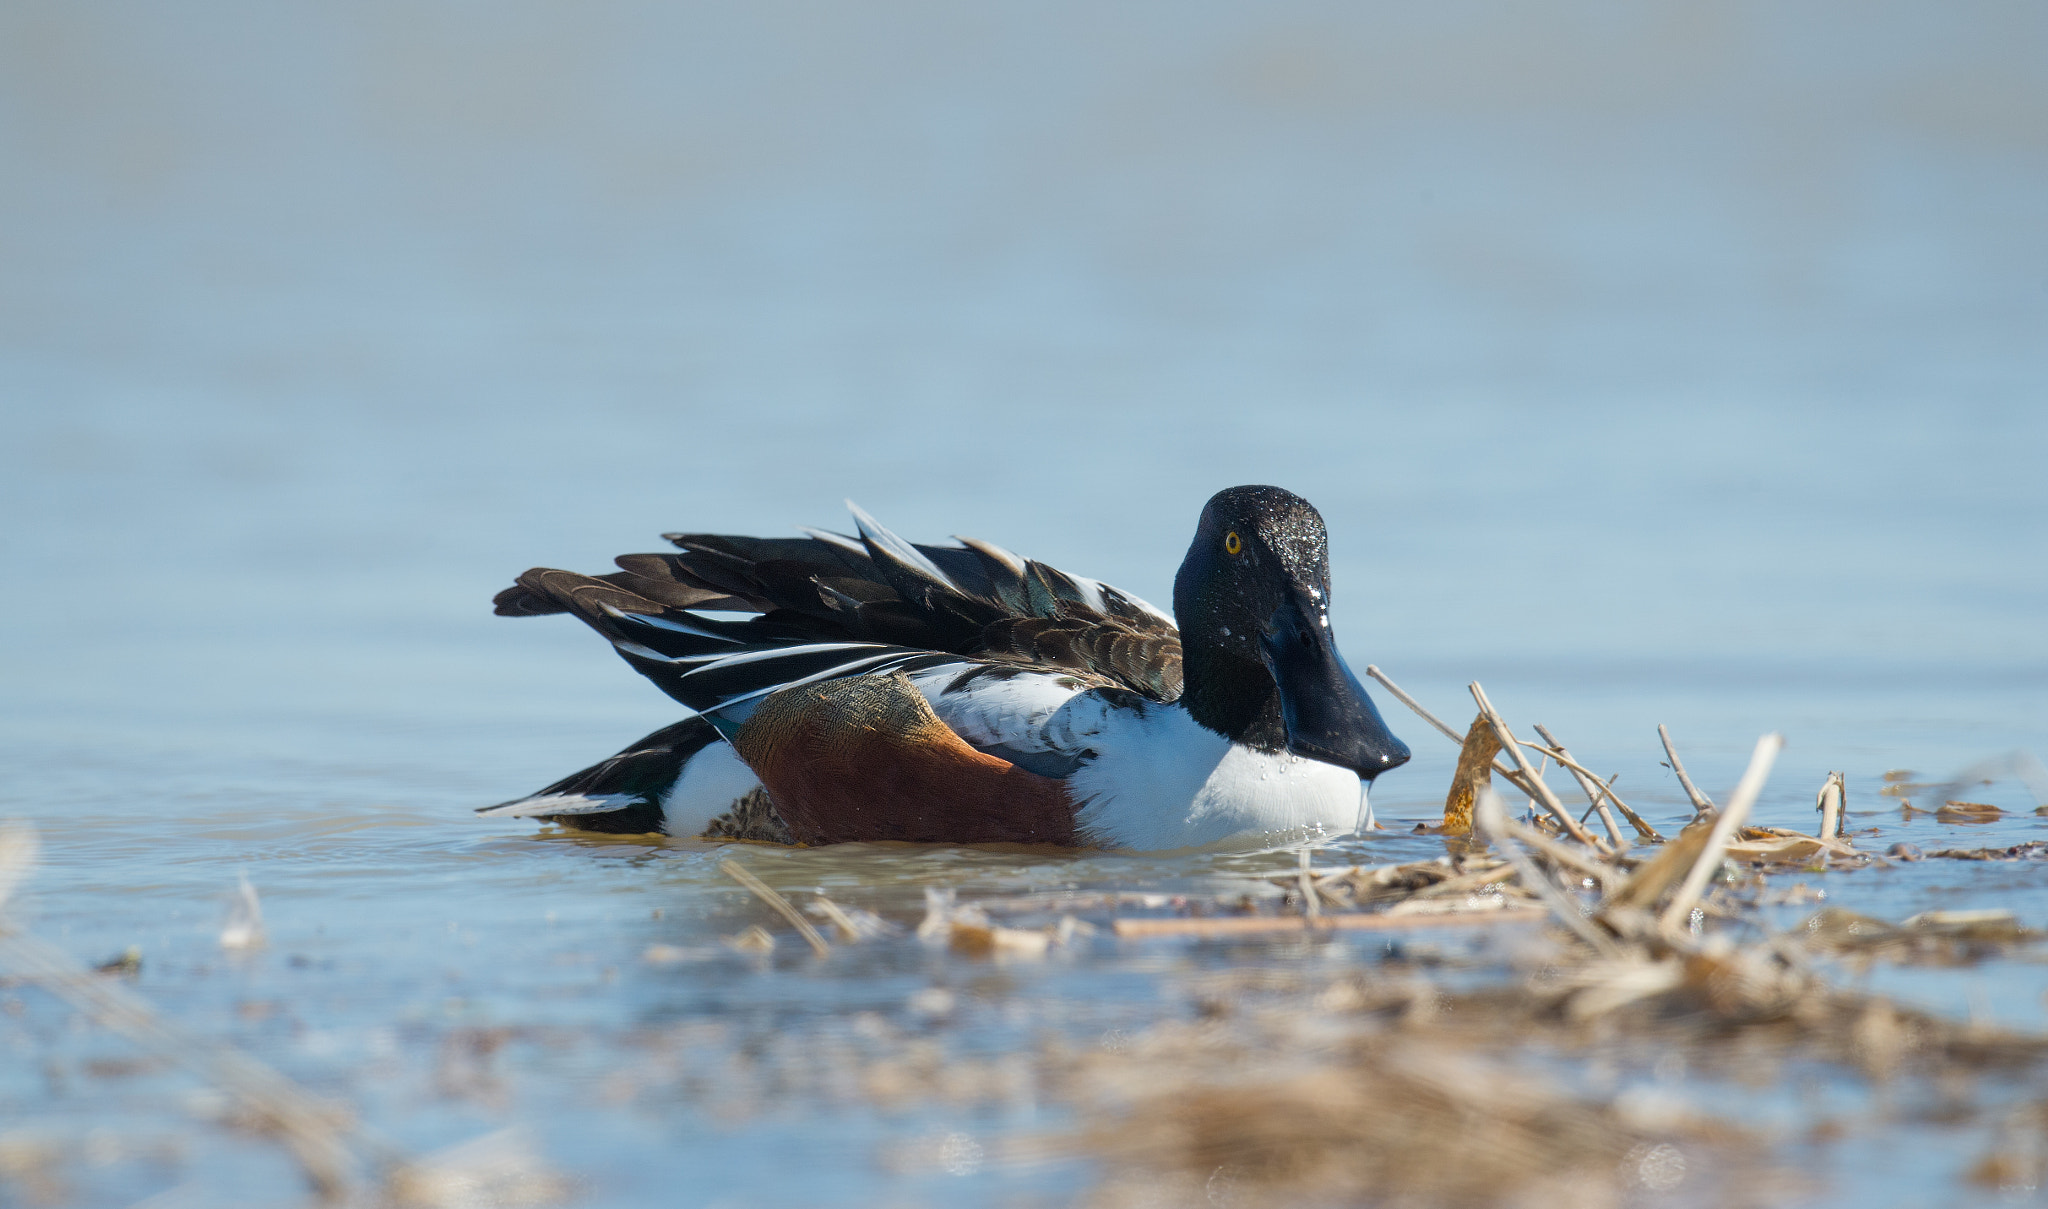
[1056,695,1368,851]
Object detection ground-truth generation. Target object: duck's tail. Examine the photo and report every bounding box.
[476,717,720,834]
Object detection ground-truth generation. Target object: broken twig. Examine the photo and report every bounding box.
[1658,733,1784,935]
[1531,724,1626,848]
[720,860,830,956]
[1468,682,1603,849]
[1362,665,1544,800]
[1658,723,1717,817]
[1111,907,1547,939]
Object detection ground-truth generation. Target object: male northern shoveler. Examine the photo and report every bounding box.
[478,485,1410,851]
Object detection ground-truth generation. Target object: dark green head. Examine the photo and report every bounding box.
[1172,486,1410,781]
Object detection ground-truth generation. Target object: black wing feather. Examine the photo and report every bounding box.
[496,506,1183,704]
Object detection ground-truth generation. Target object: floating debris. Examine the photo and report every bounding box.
[720,859,829,956]
[917,887,1066,957]
[220,871,266,950]
[724,925,776,953]
[93,946,143,977]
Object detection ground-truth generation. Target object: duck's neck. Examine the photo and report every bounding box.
[1178,642,1287,752]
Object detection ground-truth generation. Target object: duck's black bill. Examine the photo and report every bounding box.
[1259,595,1411,781]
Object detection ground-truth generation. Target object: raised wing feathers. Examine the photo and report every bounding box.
[495,506,1183,704]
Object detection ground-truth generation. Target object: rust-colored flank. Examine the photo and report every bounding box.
[728,673,1078,846]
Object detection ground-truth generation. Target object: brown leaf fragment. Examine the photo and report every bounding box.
[1439,714,1501,835]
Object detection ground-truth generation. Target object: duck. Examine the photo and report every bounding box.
[477,485,1410,851]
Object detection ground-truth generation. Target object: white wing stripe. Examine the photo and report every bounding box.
[798,526,867,555]
[601,605,741,643]
[478,793,640,818]
[613,639,886,668]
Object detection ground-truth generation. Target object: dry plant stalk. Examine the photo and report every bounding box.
[1475,790,1619,955]
[1110,908,1546,939]
[1530,723,1627,847]
[1362,665,1545,799]
[720,858,830,956]
[1659,723,1718,816]
[1599,824,1713,918]
[1603,786,1666,843]
[1658,733,1783,935]
[1469,682,1604,849]
[1440,714,1502,834]
[1362,665,1660,844]
[1817,771,1846,841]
[808,894,866,942]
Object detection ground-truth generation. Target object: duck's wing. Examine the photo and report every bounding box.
[494,504,1184,701]
[496,565,963,719]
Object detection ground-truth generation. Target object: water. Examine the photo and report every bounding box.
[2,3,2046,1205]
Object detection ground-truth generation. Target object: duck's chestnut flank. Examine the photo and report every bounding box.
[480,486,1408,851]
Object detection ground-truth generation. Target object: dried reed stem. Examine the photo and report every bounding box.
[1658,733,1784,935]
[1816,772,1845,842]
[1474,790,1618,954]
[1297,849,1320,919]
[1658,723,1717,816]
[1111,907,1548,939]
[1599,825,1713,917]
[1362,666,1542,798]
[1516,734,1651,833]
[1486,812,1614,885]
[1468,683,1604,849]
[1530,725,1625,848]
[1524,752,1553,820]
[810,895,866,943]
[1363,665,1466,745]
[1591,776,1665,843]
[720,860,830,956]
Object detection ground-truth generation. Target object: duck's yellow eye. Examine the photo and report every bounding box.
[1223,531,1242,555]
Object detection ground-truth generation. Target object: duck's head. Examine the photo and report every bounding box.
[1172,485,1411,782]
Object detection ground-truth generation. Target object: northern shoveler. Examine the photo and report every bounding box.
[478,485,1410,851]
